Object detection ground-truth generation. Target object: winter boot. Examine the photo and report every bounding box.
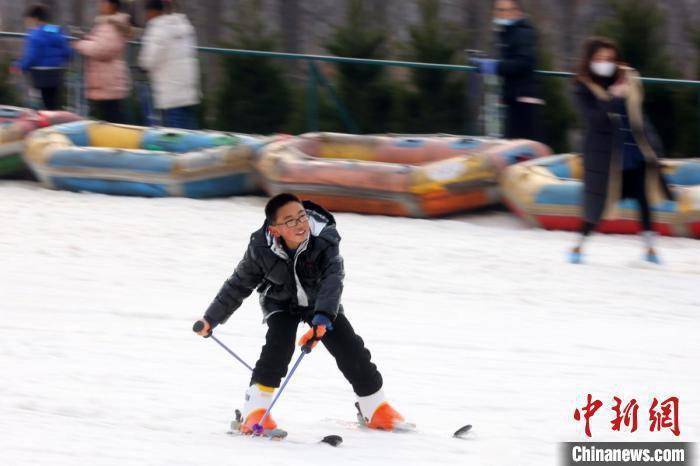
[570,234,589,264]
[239,384,278,434]
[569,249,583,264]
[356,389,408,431]
[642,232,660,264]
[645,249,661,264]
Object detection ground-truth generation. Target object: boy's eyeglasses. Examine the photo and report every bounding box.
[277,212,309,228]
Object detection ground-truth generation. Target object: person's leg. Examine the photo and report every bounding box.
[107,99,127,124]
[504,102,518,139]
[250,312,300,388]
[162,106,198,130]
[637,189,653,232]
[505,101,538,141]
[320,313,404,429]
[570,221,596,263]
[88,100,105,121]
[161,107,185,129]
[40,87,60,110]
[239,312,299,432]
[184,105,199,130]
[631,166,654,233]
[629,165,658,261]
[39,88,52,110]
[320,313,382,397]
[161,108,175,128]
[90,100,120,121]
[92,100,126,124]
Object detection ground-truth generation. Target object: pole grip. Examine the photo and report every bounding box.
[193,320,211,337]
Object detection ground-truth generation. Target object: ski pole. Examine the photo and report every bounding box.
[192,321,254,372]
[253,344,313,435]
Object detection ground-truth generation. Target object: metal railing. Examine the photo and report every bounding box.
[2,30,700,137]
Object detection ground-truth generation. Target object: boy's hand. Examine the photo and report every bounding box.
[193,319,212,337]
[298,313,333,350]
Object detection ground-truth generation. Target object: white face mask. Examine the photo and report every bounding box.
[493,18,515,27]
[590,61,617,78]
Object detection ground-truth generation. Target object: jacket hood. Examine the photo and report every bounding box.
[28,24,65,43]
[96,12,132,38]
[149,13,195,38]
[33,24,63,35]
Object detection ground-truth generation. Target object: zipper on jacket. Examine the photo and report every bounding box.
[292,239,310,307]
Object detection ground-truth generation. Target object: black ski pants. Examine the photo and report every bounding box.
[251,312,383,397]
[505,100,540,141]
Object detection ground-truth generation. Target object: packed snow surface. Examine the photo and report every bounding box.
[1,181,698,466]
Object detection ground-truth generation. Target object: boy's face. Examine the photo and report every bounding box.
[268,201,309,247]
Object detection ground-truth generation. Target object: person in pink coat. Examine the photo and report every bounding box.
[73,0,132,123]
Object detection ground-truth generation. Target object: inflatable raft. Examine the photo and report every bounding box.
[0,105,80,176]
[24,121,264,198]
[501,153,700,238]
[256,132,551,217]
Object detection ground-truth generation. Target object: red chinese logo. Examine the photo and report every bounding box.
[573,394,603,438]
[649,396,680,436]
[574,395,680,438]
[611,397,639,433]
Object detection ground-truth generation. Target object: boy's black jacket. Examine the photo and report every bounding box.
[204,201,344,326]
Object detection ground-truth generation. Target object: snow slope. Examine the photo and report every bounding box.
[1,181,698,466]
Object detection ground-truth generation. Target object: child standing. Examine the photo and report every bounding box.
[72,0,132,123]
[15,5,71,110]
[195,193,405,433]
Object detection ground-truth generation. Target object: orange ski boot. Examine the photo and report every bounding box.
[356,389,412,431]
[238,384,278,434]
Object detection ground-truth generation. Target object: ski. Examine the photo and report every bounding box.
[227,426,288,440]
[351,402,471,438]
[327,417,473,439]
[453,424,473,439]
[228,409,343,446]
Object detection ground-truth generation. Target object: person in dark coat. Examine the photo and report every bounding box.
[194,193,406,434]
[570,37,673,264]
[470,0,543,140]
[14,5,71,110]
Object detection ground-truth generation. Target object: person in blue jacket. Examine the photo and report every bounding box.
[15,5,71,110]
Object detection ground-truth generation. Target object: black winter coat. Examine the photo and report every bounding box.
[574,79,623,223]
[204,201,344,326]
[574,75,672,224]
[496,18,538,103]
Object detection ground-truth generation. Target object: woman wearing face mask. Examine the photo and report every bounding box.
[570,37,672,264]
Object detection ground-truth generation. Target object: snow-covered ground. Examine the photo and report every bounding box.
[1,181,698,466]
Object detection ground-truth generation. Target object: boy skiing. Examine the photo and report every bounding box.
[194,193,406,434]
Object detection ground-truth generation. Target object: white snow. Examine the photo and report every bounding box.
[0,180,698,466]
